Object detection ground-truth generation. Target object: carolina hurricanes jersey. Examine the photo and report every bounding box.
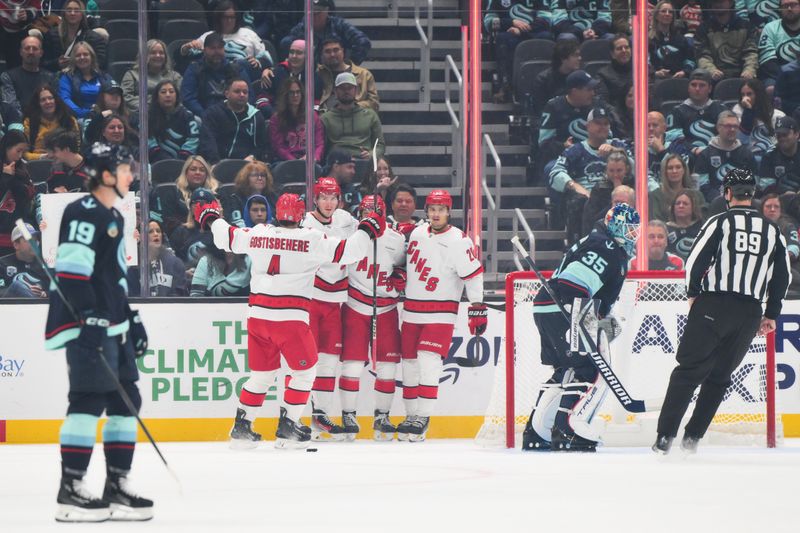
[346,226,406,315]
[210,219,370,323]
[403,223,484,325]
[302,209,357,302]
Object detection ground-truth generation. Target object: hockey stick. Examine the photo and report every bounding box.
[15,219,181,486]
[510,235,658,413]
[370,138,379,371]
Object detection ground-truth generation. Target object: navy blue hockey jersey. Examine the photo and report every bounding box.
[533,227,629,318]
[45,195,131,350]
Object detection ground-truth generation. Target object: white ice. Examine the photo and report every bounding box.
[2,439,798,533]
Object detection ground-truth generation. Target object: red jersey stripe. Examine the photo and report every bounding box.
[249,293,311,311]
[348,286,397,307]
[404,299,459,314]
[314,277,348,292]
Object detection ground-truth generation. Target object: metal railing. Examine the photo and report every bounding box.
[512,208,536,271]
[482,133,501,273]
[414,0,433,103]
[444,54,463,187]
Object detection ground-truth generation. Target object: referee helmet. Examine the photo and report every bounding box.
[722,168,756,199]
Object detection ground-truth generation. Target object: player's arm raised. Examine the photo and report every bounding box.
[194,198,255,254]
[317,210,387,265]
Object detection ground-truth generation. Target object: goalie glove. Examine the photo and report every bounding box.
[598,316,622,342]
[193,200,222,231]
[468,303,488,336]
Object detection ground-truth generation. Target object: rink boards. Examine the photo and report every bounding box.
[2,301,800,443]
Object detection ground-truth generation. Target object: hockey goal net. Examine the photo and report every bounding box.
[476,270,780,449]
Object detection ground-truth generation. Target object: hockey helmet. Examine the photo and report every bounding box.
[275,193,306,223]
[313,177,341,198]
[605,203,641,257]
[722,168,756,198]
[358,194,386,216]
[85,142,134,197]
[424,189,452,210]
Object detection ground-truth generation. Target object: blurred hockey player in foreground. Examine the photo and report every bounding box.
[522,203,640,452]
[399,189,486,442]
[193,192,385,449]
[340,195,407,441]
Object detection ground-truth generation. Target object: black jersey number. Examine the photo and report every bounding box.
[734,232,761,254]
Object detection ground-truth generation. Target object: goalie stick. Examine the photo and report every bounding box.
[15,219,181,487]
[510,235,660,413]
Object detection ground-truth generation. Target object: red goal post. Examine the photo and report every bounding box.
[495,270,778,449]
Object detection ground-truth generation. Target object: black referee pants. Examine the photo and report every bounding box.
[657,292,762,439]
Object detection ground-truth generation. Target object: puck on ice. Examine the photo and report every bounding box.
[306,448,318,452]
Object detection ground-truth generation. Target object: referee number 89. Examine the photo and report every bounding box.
[734,232,761,254]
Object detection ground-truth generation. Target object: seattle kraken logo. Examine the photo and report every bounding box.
[569,119,589,141]
[778,40,800,64]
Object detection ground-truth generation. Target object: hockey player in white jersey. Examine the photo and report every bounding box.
[193,192,385,449]
[340,195,407,441]
[302,177,359,440]
[399,189,487,441]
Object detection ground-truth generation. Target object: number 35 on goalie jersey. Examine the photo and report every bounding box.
[535,231,629,318]
[403,224,484,326]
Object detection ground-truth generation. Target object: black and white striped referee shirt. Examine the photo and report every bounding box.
[685,206,791,319]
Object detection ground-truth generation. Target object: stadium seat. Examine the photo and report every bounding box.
[166,39,192,75]
[713,77,745,109]
[27,160,53,183]
[272,159,321,187]
[213,159,248,184]
[160,19,209,45]
[514,59,549,102]
[157,0,207,33]
[579,39,611,63]
[583,60,609,77]
[653,78,689,111]
[151,159,186,185]
[109,61,135,83]
[262,39,277,65]
[97,0,138,20]
[513,39,555,83]
[105,19,139,41]
[107,39,139,66]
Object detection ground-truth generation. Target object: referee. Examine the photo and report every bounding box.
[653,168,791,455]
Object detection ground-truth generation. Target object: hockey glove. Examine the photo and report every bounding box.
[388,267,407,292]
[77,310,110,351]
[598,316,622,342]
[193,200,222,231]
[128,310,148,357]
[468,303,488,336]
[358,211,386,240]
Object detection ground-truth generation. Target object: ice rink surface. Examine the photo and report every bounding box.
[2,439,798,533]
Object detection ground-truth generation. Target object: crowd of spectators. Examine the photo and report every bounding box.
[485,0,800,293]
[0,0,410,299]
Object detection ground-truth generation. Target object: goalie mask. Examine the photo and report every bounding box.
[605,203,640,258]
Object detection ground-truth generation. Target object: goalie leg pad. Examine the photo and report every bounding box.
[522,379,562,451]
[552,369,607,449]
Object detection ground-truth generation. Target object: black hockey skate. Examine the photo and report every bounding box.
[408,416,430,442]
[276,407,312,450]
[311,408,347,442]
[373,410,396,442]
[55,476,111,522]
[342,411,360,441]
[396,415,416,442]
[103,473,154,521]
[551,427,597,452]
[652,434,674,455]
[521,422,551,452]
[230,408,262,450]
[680,434,700,455]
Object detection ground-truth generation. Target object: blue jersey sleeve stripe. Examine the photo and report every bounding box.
[558,262,603,297]
[55,242,95,277]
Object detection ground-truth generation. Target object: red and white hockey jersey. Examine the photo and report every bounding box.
[346,226,406,315]
[403,223,484,325]
[210,219,370,323]
[302,209,357,303]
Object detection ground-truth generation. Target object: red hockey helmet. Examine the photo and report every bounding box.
[313,177,341,198]
[275,193,306,223]
[425,189,452,210]
[358,194,386,216]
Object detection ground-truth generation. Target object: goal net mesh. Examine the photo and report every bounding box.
[476,272,781,448]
